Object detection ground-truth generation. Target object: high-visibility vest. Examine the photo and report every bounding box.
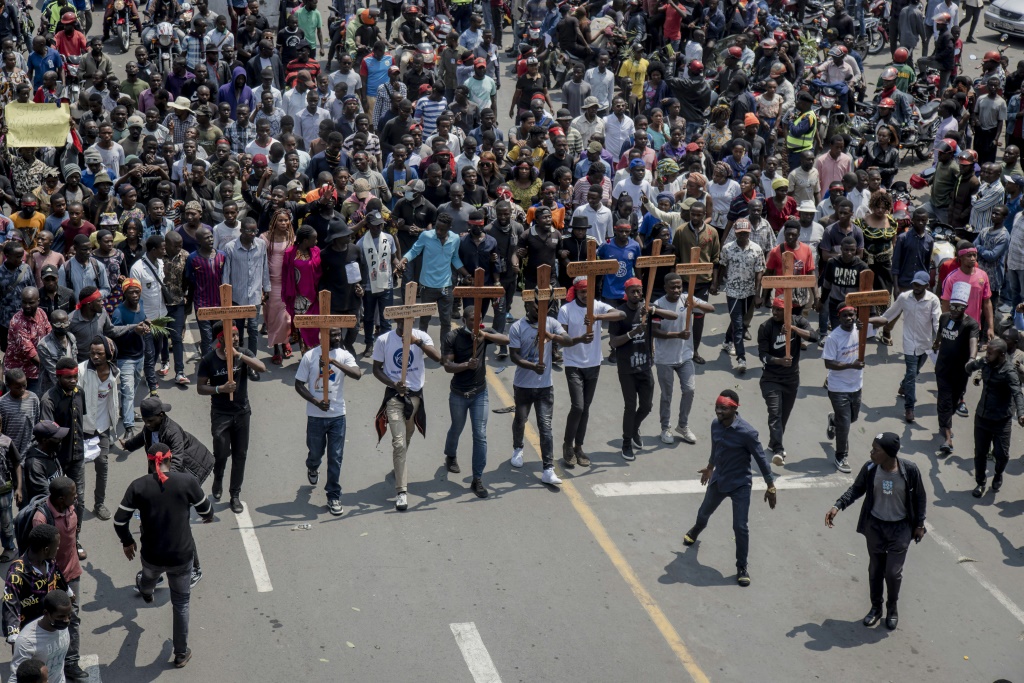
[786,110,817,153]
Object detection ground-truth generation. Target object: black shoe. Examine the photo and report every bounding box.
[122,426,136,443]
[826,413,835,440]
[135,570,154,603]
[966,36,976,42]
[64,663,89,680]
[174,648,192,668]
[631,433,643,450]
[885,607,898,630]
[471,478,489,498]
[190,567,202,588]
[682,527,699,546]
[737,567,751,586]
[993,473,1003,492]
[972,484,986,498]
[445,456,461,473]
[212,480,223,501]
[229,496,243,514]
[307,468,318,485]
[248,367,260,381]
[863,606,882,626]
[692,353,706,365]
[562,442,576,468]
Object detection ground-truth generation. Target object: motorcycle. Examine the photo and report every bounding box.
[60,54,83,104]
[890,181,914,232]
[393,42,437,75]
[811,82,850,148]
[929,221,957,290]
[429,15,452,43]
[863,17,886,55]
[112,0,132,53]
[911,68,940,105]
[148,21,182,75]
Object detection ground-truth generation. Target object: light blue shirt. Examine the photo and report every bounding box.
[221,237,270,305]
[403,230,464,289]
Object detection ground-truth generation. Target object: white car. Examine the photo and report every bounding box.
[984,0,1024,38]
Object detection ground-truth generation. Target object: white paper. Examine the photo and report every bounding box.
[84,436,101,463]
[927,351,938,366]
[345,262,362,284]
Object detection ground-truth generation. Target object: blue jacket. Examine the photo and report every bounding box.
[217,66,255,118]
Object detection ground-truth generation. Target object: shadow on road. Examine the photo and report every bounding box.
[785,618,891,650]
[658,548,733,587]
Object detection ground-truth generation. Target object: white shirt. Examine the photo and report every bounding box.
[130,255,168,319]
[654,293,701,365]
[572,204,614,242]
[822,325,863,392]
[295,346,357,417]
[426,131,462,156]
[86,142,126,177]
[880,289,941,356]
[372,329,433,392]
[557,299,614,368]
[245,138,275,158]
[612,178,651,213]
[252,83,284,110]
[602,113,635,165]
[583,67,615,110]
[212,222,240,250]
[283,87,311,118]
[296,106,332,147]
[93,374,113,432]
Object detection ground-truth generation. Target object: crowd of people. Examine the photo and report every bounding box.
[0,0,1019,675]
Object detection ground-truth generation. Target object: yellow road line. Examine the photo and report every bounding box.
[485,367,710,683]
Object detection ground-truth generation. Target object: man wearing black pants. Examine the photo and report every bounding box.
[40,357,87,562]
[933,295,979,456]
[197,321,267,514]
[827,432,927,630]
[758,298,818,466]
[486,201,524,358]
[965,339,1024,497]
[609,279,676,461]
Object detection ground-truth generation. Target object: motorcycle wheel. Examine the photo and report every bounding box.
[867,27,885,54]
[118,24,130,52]
[915,142,931,161]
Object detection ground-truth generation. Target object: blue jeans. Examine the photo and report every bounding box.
[902,353,928,410]
[305,415,346,501]
[117,356,145,430]
[236,307,259,355]
[197,318,214,357]
[725,295,752,360]
[692,481,752,569]
[445,390,489,479]
[1004,269,1024,309]
[362,288,393,345]
[166,303,186,374]
[0,490,13,551]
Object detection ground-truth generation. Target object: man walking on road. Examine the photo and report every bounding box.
[964,338,1024,497]
[114,443,215,669]
[682,390,777,587]
[823,306,863,473]
[826,432,927,631]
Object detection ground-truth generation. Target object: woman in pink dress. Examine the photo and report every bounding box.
[261,208,295,365]
[282,225,322,353]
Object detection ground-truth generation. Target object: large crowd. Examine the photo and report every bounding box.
[0,0,1021,676]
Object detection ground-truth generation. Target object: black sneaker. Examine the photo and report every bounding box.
[123,426,136,443]
[470,478,489,498]
[631,433,643,450]
[826,413,835,440]
[307,468,318,485]
[174,648,192,668]
[64,663,89,681]
[562,443,576,468]
[445,456,461,473]
[190,568,202,588]
[621,442,636,461]
[135,571,154,603]
[211,479,223,501]
[737,567,751,587]
[230,497,244,514]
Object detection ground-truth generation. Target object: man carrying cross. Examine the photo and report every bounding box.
[294,328,363,516]
[197,320,267,513]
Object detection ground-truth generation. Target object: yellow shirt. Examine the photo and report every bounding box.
[12,211,46,249]
[618,58,649,100]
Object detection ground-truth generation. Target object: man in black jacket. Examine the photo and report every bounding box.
[39,357,86,560]
[667,61,711,142]
[20,421,66,504]
[964,338,1024,497]
[826,432,927,631]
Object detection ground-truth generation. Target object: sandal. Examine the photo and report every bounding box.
[283,344,293,359]
[877,331,893,346]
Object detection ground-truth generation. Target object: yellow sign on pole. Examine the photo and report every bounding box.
[5,103,72,148]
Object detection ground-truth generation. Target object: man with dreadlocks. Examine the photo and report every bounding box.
[113,442,214,670]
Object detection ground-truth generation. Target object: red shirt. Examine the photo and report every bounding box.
[5,309,51,378]
[34,499,81,582]
[54,30,88,58]
[60,219,97,253]
[765,195,797,234]
[766,242,816,298]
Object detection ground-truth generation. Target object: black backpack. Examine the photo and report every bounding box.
[14,494,54,554]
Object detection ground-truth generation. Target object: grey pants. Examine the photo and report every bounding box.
[656,361,695,431]
[139,558,193,656]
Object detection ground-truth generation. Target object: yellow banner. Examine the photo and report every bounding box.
[5,103,71,148]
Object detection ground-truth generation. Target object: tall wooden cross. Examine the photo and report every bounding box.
[196,283,258,400]
[844,270,890,362]
[521,264,566,365]
[382,282,438,385]
[761,251,817,361]
[635,238,676,309]
[564,240,618,334]
[293,290,358,403]
[451,267,505,356]
[674,246,714,335]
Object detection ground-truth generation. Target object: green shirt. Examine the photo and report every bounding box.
[295,7,323,49]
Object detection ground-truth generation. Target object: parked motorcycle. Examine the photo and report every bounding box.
[112,0,132,53]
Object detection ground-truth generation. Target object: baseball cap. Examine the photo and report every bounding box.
[354,178,371,199]
[34,421,70,440]
[127,115,144,128]
[911,271,930,286]
[733,218,751,233]
[388,65,400,74]
[140,396,173,418]
[587,141,602,154]
[407,179,425,193]
[366,210,386,226]
[474,57,486,68]
[41,264,59,280]
[583,96,600,109]
[252,154,268,167]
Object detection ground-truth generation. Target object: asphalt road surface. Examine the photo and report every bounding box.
[4,8,1024,682]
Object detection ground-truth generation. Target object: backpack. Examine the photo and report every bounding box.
[14,494,54,554]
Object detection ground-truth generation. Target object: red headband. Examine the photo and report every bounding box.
[624,277,642,288]
[716,396,739,408]
[771,297,785,308]
[839,305,856,314]
[56,367,79,376]
[958,247,977,256]
[76,290,103,308]
[148,449,172,484]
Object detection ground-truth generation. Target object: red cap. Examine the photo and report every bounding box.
[419,83,431,95]
[727,46,743,58]
[252,153,268,166]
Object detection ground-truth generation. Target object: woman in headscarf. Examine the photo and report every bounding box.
[701,103,733,155]
[116,185,146,228]
[282,225,322,355]
[677,171,713,218]
[261,207,296,364]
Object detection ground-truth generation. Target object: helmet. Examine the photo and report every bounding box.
[727,46,742,59]
[880,66,898,80]
[909,173,928,190]
[761,38,777,49]
[180,1,194,21]
[405,4,419,12]
[157,22,174,36]
[934,11,950,23]
[893,47,909,63]
[360,8,376,24]
[879,97,895,108]
[60,11,76,24]
[983,50,1000,62]
[688,59,703,73]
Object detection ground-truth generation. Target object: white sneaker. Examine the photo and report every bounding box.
[510,447,524,468]
[722,341,735,356]
[736,358,746,373]
[998,303,1012,314]
[541,468,562,485]
[772,451,786,466]
[395,492,408,511]
[675,425,697,444]
[660,429,674,444]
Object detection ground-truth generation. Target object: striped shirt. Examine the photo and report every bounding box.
[0,391,39,455]
[185,249,227,309]
[414,95,449,137]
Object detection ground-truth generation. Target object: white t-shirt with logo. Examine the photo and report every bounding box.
[822,325,863,392]
[295,346,357,418]
[371,329,433,392]
[653,294,702,366]
[557,299,614,368]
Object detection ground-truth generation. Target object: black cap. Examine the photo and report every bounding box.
[873,432,900,458]
[34,421,70,440]
[140,396,172,418]
[324,224,353,242]
[366,210,385,226]
[41,264,59,280]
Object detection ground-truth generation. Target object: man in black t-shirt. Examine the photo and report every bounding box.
[820,236,869,326]
[608,279,677,461]
[442,306,509,498]
[933,301,980,456]
[196,321,267,513]
[393,179,438,286]
[516,206,561,290]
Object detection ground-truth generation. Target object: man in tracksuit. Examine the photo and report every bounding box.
[964,338,1024,498]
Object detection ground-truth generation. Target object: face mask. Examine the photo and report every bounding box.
[470,226,483,236]
[404,191,415,200]
[53,326,69,337]
[51,619,70,631]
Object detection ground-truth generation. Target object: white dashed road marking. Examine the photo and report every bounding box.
[235,503,274,592]
[450,622,502,683]
[591,474,854,497]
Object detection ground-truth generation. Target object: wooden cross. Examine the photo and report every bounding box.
[635,238,676,309]
[451,267,505,356]
[382,282,438,385]
[195,283,259,400]
[761,251,817,361]
[564,240,618,334]
[292,290,358,403]
[521,264,566,365]
[844,270,890,363]
[674,246,714,335]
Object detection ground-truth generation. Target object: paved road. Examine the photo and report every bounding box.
[5,9,1024,682]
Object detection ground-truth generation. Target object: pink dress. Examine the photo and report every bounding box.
[264,238,294,347]
[282,245,322,348]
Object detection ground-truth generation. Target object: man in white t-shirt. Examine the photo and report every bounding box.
[130,234,170,377]
[8,590,73,683]
[822,306,864,474]
[509,299,578,486]
[78,337,121,522]
[295,328,362,516]
[653,273,714,445]
[371,319,442,511]
[557,276,625,468]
